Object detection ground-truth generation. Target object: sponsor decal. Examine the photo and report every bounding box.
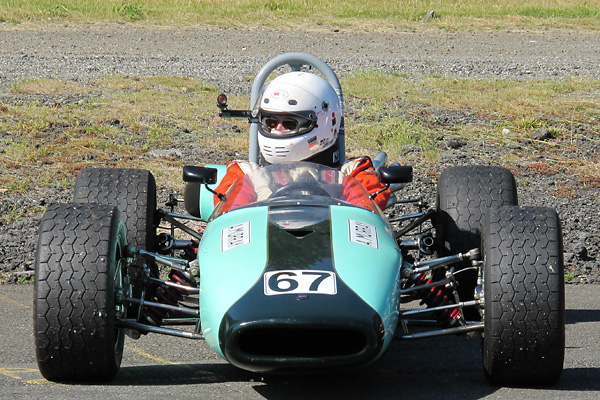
[264,270,337,296]
[308,135,318,150]
[273,170,289,185]
[222,221,250,252]
[320,169,336,184]
[348,219,379,249]
[271,90,289,99]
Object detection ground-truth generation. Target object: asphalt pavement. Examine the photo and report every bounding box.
[1,284,598,399]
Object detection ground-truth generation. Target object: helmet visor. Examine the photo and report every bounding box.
[258,110,317,138]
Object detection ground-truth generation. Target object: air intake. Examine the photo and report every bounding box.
[238,327,367,358]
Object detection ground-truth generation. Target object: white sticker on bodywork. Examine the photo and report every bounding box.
[348,219,379,249]
[222,221,250,252]
[264,270,337,296]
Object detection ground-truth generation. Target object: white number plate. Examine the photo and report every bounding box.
[264,270,337,296]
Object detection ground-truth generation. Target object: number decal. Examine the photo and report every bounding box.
[264,270,337,296]
[267,272,300,293]
[303,271,331,291]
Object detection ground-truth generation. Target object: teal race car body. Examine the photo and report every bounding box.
[33,52,566,386]
[196,162,402,372]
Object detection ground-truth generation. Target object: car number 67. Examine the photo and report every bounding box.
[264,270,337,296]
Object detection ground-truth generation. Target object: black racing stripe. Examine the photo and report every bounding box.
[218,205,385,373]
[266,205,334,273]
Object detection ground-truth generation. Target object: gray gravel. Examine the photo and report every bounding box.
[2,24,600,92]
[0,23,599,282]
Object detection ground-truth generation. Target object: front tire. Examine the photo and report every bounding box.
[482,206,565,386]
[34,203,128,382]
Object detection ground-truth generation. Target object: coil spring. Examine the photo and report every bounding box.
[414,273,462,327]
[144,270,197,325]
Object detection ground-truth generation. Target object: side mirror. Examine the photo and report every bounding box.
[378,166,413,184]
[183,166,218,185]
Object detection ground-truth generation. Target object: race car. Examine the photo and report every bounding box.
[33,53,565,386]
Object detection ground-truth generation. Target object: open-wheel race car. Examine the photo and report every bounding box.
[34,53,565,386]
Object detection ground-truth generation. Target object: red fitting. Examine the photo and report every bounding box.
[144,270,197,325]
[415,273,462,327]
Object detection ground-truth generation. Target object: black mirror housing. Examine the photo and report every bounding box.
[379,166,413,184]
[183,166,218,185]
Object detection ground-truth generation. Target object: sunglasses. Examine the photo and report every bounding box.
[263,117,299,131]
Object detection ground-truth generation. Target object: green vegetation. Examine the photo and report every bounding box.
[0,0,599,30]
[1,73,598,208]
[343,73,600,175]
[0,76,248,202]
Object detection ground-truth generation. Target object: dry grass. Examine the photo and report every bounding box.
[1,72,599,200]
[0,0,599,30]
[0,76,247,196]
[342,73,600,178]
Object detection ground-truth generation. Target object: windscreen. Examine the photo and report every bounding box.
[212,162,378,218]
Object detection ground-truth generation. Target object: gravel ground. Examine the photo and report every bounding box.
[0,23,599,283]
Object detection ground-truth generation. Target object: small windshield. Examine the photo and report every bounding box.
[212,162,379,218]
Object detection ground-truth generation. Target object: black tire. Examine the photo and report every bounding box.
[74,167,157,289]
[74,168,157,257]
[34,203,128,382]
[184,182,201,218]
[482,206,565,386]
[436,165,518,318]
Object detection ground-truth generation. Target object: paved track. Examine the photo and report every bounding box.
[1,284,598,399]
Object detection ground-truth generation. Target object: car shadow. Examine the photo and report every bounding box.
[566,308,600,324]
[105,308,599,398]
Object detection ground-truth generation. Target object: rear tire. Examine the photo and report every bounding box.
[74,167,157,256]
[34,203,128,382]
[482,206,565,386]
[74,168,157,288]
[436,165,518,319]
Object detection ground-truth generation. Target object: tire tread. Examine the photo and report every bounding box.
[34,203,124,382]
[482,206,565,386]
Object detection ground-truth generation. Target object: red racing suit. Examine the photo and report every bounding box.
[213,157,391,211]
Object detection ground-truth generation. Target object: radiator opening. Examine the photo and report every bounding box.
[238,328,367,358]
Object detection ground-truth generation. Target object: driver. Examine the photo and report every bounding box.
[213,71,391,210]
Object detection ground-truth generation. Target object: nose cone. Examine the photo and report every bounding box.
[216,205,386,373]
[219,278,385,373]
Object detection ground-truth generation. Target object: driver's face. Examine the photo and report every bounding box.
[264,117,299,132]
[274,121,286,131]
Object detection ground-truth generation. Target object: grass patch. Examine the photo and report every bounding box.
[342,72,600,175]
[0,75,248,194]
[565,272,575,282]
[1,72,599,196]
[0,0,599,30]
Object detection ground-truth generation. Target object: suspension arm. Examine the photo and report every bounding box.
[146,275,200,295]
[408,248,480,275]
[401,300,480,317]
[117,319,204,340]
[126,296,199,316]
[394,209,435,238]
[400,277,452,295]
[136,248,190,271]
[397,322,483,339]
[157,209,203,240]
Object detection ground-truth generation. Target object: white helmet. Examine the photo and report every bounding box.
[255,71,341,164]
